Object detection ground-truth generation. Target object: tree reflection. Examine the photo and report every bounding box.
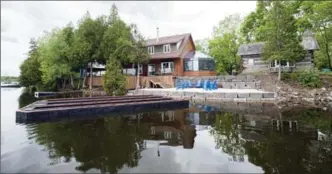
[208,107,332,174]
[18,91,38,108]
[209,112,246,162]
[243,107,332,174]
[26,116,150,173]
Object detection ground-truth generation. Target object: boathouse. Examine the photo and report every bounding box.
[85,29,216,89]
[238,30,320,74]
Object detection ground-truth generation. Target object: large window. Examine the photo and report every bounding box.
[148,46,154,54]
[163,44,171,53]
[184,59,199,71]
[184,59,215,71]
[198,59,215,71]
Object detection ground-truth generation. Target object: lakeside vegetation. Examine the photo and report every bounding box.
[18,4,150,93]
[196,1,332,79]
[18,1,332,92]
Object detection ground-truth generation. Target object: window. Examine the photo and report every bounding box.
[148,46,154,54]
[270,60,295,68]
[160,62,174,74]
[184,59,215,71]
[198,59,215,71]
[148,64,155,76]
[184,60,194,71]
[138,64,143,74]
[248,59,254,65]
[163,44,171,53]
[176,40,182,50]
[164,131,172,139]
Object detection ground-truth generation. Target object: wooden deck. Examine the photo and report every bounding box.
[16,95,189,123]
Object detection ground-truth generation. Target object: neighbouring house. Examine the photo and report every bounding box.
[238,30,320,74]
[85,28,217,89]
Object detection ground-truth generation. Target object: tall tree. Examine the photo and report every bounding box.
[74,11,108,89]
[19,38,43,89]
[110,24,150,89]
[208,14,243,75]
[240,0,271,43]
[194,39,209,54]
[309,2,332,70]
[262,1,304,81]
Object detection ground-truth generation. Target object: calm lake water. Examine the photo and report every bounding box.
[1,88,332,173]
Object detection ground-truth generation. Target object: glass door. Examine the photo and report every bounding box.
[148,64,155,76]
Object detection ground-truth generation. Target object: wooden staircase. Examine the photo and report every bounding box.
[148,77,173,88]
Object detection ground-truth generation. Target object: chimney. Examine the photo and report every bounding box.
[156,27,159,42]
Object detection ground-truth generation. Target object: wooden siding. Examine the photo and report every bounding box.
[183,71,217,76]
[86,75,174,89]
[85,76,138,89]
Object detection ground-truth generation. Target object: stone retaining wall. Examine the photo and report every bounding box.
[132,89,276,102]
[175,75,262,89]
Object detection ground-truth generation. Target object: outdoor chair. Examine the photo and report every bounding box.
[176,80,184,90]
[186,80,192,88]
[211,80,217,90]
[203,80,211,90]
[196,79,203,88]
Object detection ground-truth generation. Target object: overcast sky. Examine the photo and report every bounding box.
[1,1,256,76]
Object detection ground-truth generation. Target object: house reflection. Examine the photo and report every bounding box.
[126,110,197,149]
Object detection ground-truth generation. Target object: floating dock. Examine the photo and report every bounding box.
[16,95,189,123]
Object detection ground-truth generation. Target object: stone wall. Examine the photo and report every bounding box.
[132,89,276,102]
[175,75,262,89]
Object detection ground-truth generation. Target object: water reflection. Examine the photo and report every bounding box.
[12,91,332,173]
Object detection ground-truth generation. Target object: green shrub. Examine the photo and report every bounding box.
[296,69,321,88]
[103,58,126,96]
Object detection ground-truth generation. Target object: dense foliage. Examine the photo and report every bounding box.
[208,14,243,75]
[103,58,126,96]
[18,4,150,93]
[204,0,332,75]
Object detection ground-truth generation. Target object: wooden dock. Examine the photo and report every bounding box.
[16,95,189,123]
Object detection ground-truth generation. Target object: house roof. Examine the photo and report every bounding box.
[237,42,265,56]
[145,33,194,59]
[184,51,214,59]
[145,33,191,46]
[238,34,320,56]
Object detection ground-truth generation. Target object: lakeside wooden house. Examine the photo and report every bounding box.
[238,30,320,74]
[85,29,216,89]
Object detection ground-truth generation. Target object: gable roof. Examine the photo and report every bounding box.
[238,37,320,56]
[145,33,191,46]
[237,42,265,56]
[145,33,195,59]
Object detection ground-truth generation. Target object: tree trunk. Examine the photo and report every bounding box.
[89,62,93,90]
[136,63,140,90]
[278,59,281,81]
[62,79,66,89]
[322,27,332,70]
[77,79,81,90]
[70,74,74,89]
[82,68,87,89]
[325,43,332,70]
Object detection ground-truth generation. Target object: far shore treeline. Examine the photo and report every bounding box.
[18,1,332,93]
